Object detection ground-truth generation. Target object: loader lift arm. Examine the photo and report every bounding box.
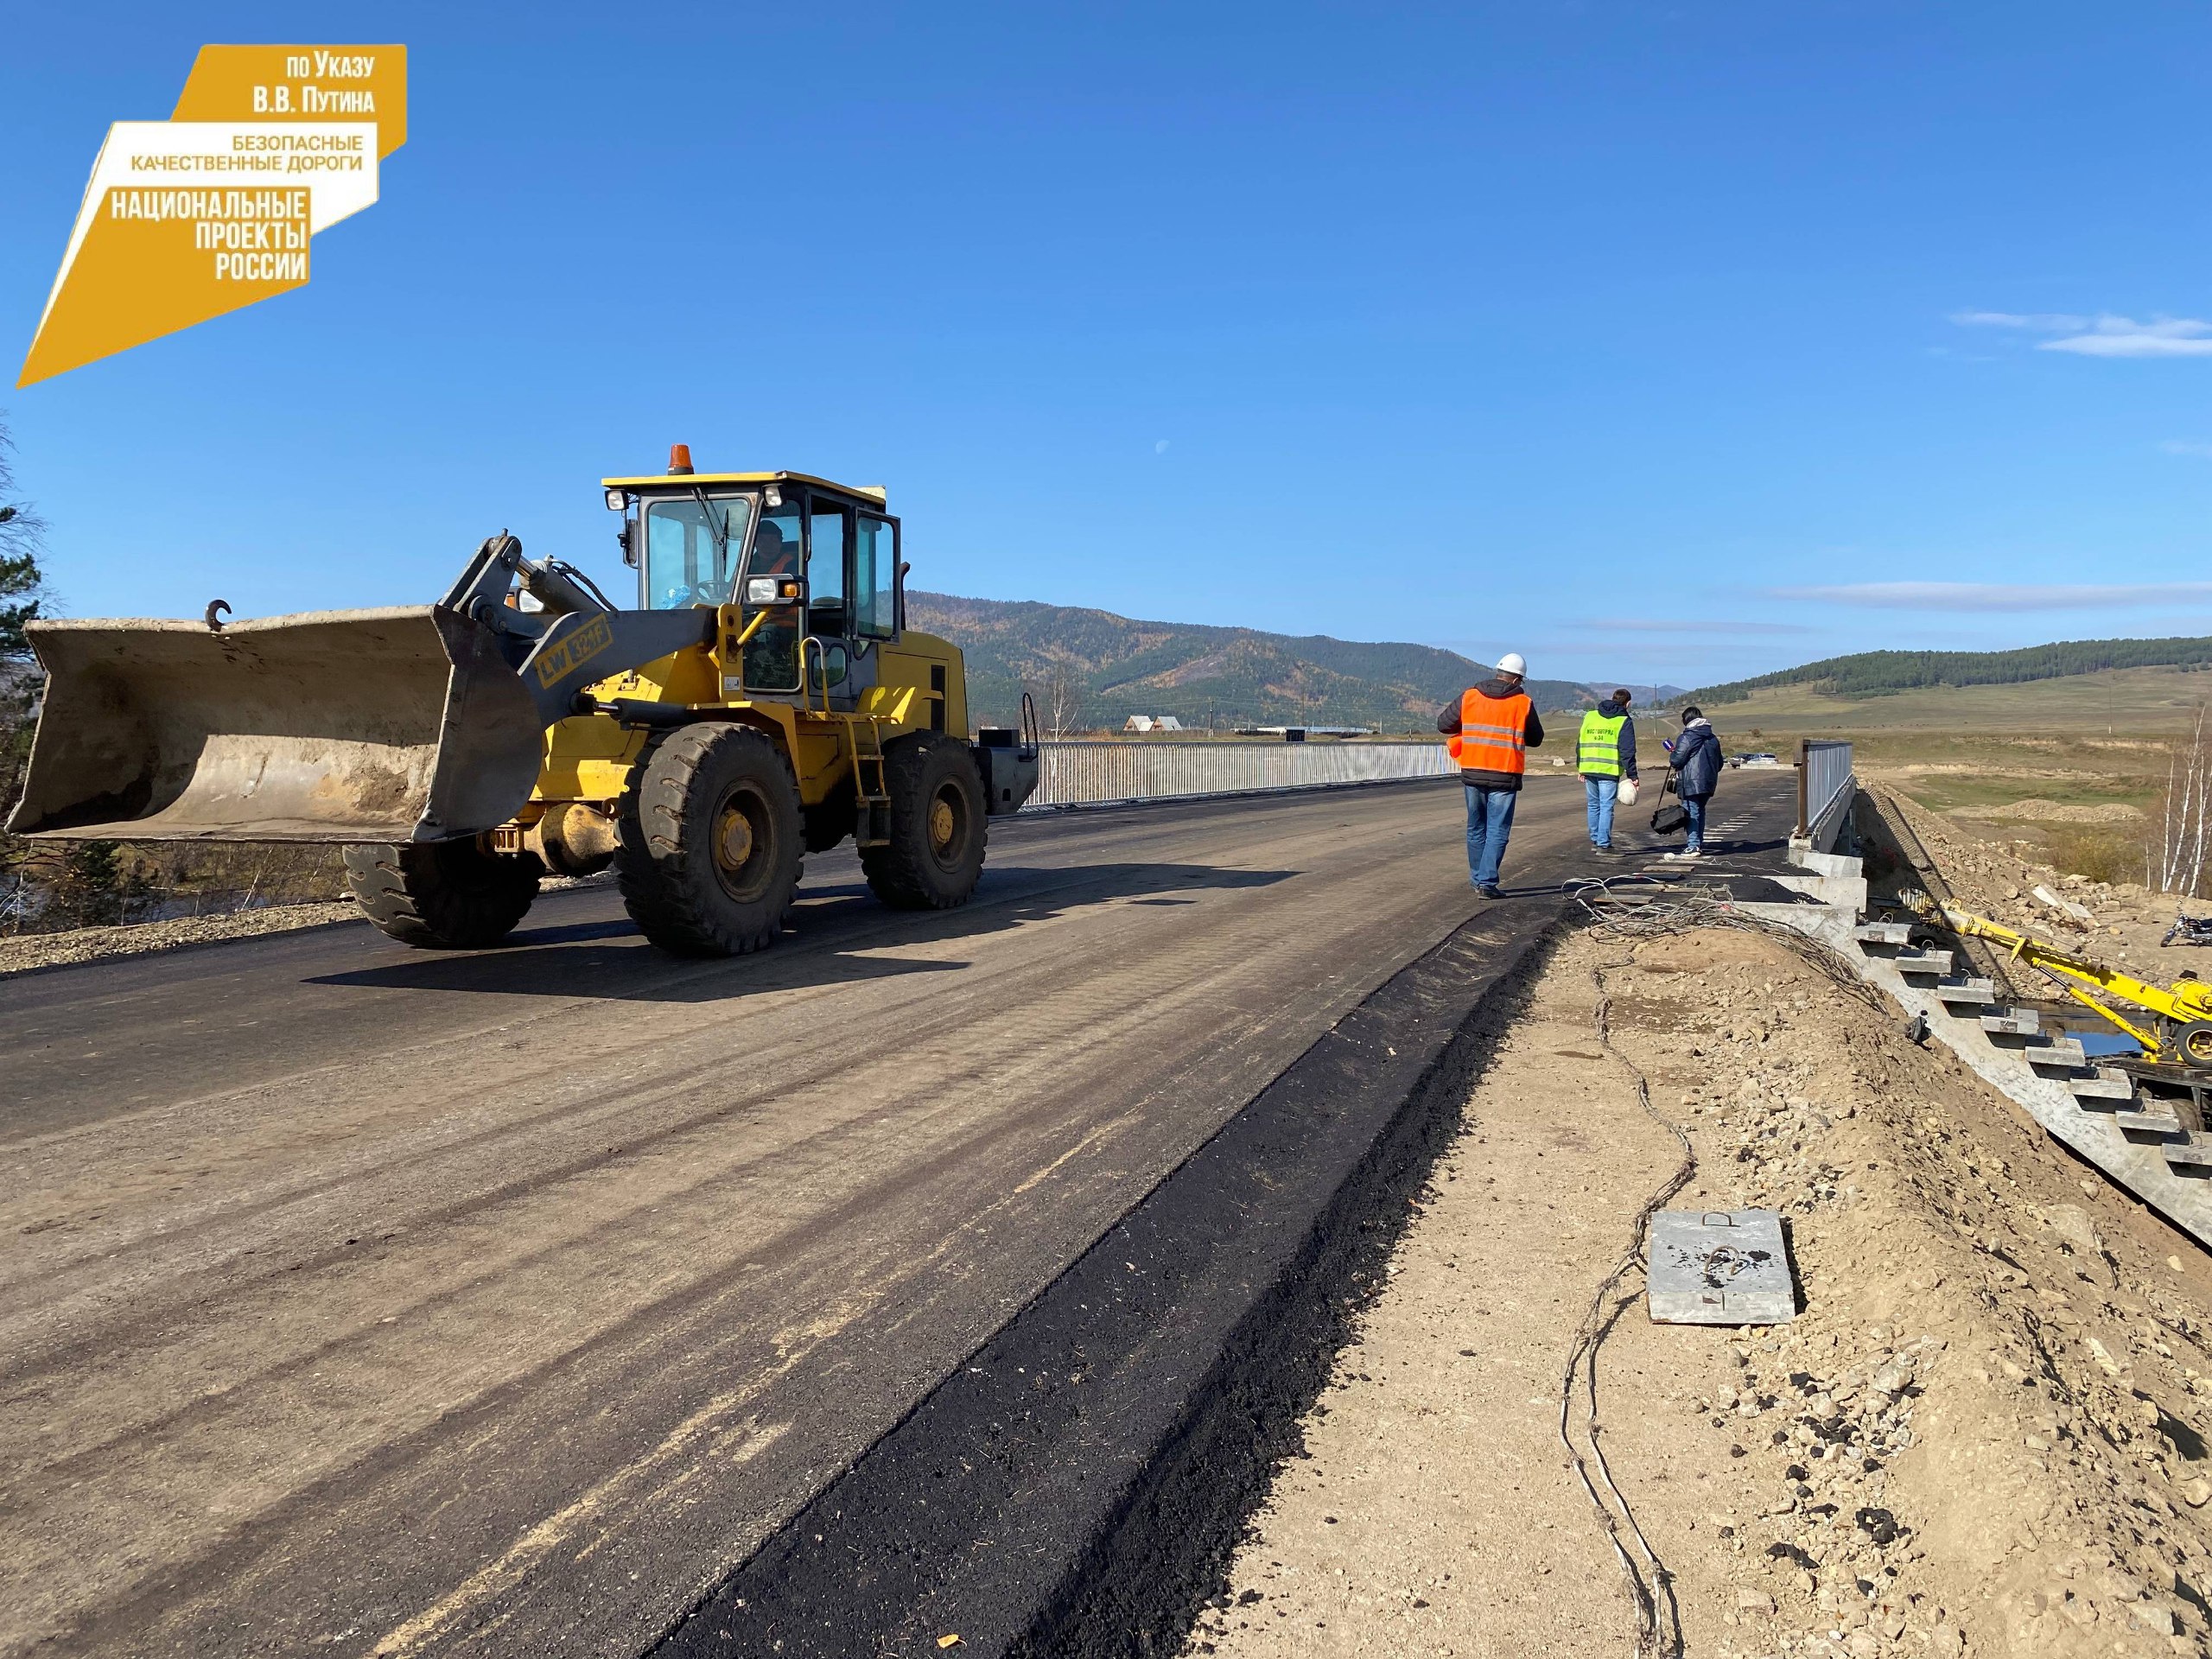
[437,532,715,737]
[5,531,711,845]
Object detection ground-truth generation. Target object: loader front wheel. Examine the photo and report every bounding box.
[615,722,804,957]
[343,841,542,950]
[861,734,988,911]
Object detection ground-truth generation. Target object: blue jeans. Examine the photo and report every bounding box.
[1464,784,1518,889]
[1584,775,1619,847]
[1684,794,1708,850]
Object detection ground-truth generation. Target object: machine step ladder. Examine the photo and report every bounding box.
[851,717,893,848]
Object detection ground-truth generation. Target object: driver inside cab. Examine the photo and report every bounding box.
[742,519,802,690]
[645,494,753,610]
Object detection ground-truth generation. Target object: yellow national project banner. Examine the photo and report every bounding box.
[18,47,407,388]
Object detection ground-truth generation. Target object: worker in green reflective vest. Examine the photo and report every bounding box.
[1577,690,1640,855]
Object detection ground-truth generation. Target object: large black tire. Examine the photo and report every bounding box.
[861,734,988,911]
[2175,1020,2212,1070]
[615,722,804,957]
[343,841,542,950]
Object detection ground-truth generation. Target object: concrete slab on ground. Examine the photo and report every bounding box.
[1647,1209,1798,1325]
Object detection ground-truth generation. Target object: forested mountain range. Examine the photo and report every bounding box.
[905,592,1618,732]
[1689,637,2212,704]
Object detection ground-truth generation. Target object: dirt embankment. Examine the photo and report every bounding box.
[1874,786,2204,988]
[1186,920,2212,1658]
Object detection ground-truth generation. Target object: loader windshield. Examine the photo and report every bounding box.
[644,494,756,608]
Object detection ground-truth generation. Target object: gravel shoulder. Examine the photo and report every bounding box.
[1189,918,2212,1659]
[0,874,627,981]
[0,900,362,979]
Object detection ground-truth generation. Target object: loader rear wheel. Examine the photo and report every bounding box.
[861,734,988,911]
[615,722,803,957]
[343,841,542,950]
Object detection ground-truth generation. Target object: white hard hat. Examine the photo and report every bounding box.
[1495,652,1528,677]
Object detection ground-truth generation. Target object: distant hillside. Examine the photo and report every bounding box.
[906,593,1596,732]
[1690,636,2212,705]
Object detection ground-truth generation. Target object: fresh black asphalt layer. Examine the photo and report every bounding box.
[652,901,1563,1658]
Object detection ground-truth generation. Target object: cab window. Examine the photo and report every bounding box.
[749,498,803,577]
[854,514,899,639]
[644,495,755,609]
[740,497,806,690]
[808,501,850,637]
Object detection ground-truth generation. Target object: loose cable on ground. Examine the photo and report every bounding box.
[1552,875,1883,1658]
[1567,876,1885,1011]
[1556,938,1694,1659]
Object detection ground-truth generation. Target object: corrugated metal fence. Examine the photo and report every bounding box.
[1796,740,1855,844]
[1027,741,1458,810]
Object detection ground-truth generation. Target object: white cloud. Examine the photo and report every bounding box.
[1951,309,2212,358]
[2044,319,2212,357]
[2161,440,2212,458]
[1771,581,2212,612]
[1949,310,2090,332]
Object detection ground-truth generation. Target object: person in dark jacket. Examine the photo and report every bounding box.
[1663,705,1722,858]
[1436,652,1544,897]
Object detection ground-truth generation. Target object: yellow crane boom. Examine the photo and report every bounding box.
[1935,902,2212,1068]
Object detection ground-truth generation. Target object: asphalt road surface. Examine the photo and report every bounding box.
[0,771,1795,1658]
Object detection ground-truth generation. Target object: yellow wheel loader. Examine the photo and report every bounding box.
[6,454,1040,955]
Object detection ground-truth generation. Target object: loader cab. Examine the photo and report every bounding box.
[602,468,902,702]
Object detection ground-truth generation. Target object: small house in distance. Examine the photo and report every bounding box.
[1122,715,1185,733]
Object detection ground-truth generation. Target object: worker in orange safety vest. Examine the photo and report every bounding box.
[1436,652,1545,898]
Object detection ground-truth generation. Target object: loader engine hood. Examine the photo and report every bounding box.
[7,605,548,843]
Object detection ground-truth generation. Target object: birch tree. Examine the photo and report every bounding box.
[1024,662,1084,739]
[2158,704,2212,897]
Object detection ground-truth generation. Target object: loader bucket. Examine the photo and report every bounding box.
[6,606,548,843]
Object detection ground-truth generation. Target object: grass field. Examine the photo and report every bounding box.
[1681,665,2209,799]
[1656,664,2212,885]
[1696,663,2212,737]
[1885,772,2157,814]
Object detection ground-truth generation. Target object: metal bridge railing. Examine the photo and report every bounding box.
[1796,739,1855,844]
[1027,741,1458,810]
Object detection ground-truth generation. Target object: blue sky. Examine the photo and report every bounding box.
[7,1,2212,687]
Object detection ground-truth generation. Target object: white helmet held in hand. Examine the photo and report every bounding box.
[1495,652,1528,677]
